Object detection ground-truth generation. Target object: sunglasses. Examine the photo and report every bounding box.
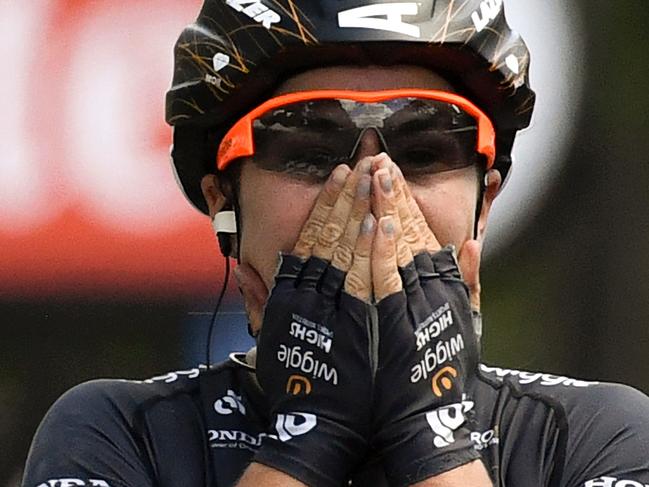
[217,89,495,181]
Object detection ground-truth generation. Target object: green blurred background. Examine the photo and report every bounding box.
[1,1,648,485]
[482,1,649,385]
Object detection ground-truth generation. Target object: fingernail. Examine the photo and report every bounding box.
[331,165,349,187]
[379,172,393,193]
[371,154,389,173]
[374,153,390,165]
[361,214,375,234]
[358,159,372,174]
[357,176,371,197]
[381,217,395,236]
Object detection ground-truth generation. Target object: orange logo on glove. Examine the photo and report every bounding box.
[432,366,458,397]
[286,375,312,396]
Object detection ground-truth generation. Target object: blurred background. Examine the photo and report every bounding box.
[1,1,648,484]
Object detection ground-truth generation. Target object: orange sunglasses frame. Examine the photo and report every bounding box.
[217,89,496,171]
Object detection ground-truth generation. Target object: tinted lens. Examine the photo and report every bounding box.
[252,100,358,181]
[381,98,479,177]
[251,98,479,181]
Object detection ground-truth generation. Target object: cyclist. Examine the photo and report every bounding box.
[23,1,649,486]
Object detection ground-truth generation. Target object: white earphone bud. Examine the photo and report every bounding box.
[212,210,237,235]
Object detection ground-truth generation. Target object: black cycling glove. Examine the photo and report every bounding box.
[254,254,374,487]
[372,246,481,486]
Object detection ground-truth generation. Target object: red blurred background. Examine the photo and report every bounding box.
[0,0,222,298]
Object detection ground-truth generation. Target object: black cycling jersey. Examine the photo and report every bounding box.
[22,353,649,487]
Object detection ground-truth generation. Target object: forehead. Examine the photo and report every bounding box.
[274,65,455,94]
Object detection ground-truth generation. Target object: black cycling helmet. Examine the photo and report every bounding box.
[166,0,536,213]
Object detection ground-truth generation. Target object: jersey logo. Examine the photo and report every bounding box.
[208,429,276,450]
[214,389,246,416]
[470,428,500,451]
[480,364,600,388]
[36,480,110,487]
[225,0,281,29]
[426,397,474,448]
[275,412,317,442]
[338,3,421,39]
[143,366,202,384]
[585,478,649,487]
[471,0,503,33]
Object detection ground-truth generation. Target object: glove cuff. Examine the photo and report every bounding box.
[383,439,479,486]
[377,411,480,487]
[254,415,366,487]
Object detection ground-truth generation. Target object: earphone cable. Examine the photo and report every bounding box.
[206,256,231,368]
